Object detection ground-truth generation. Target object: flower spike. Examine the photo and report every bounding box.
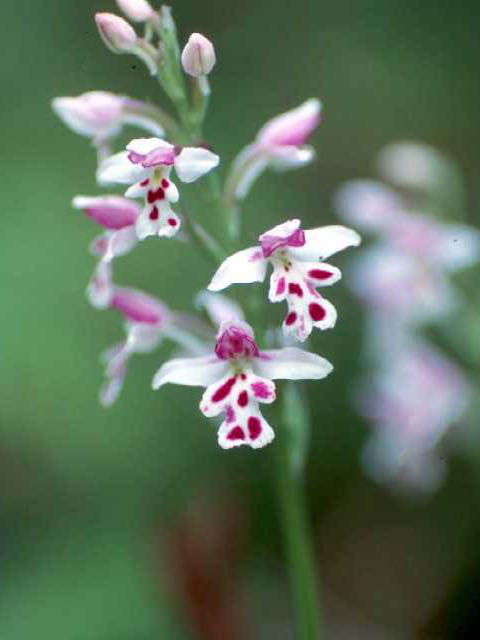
[153,320,332,449]
[208,220,360,341]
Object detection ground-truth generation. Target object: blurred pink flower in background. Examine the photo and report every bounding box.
[358,339,470,492]
[335,142,479,492]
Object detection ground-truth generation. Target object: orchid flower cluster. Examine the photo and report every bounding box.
[336,142,480,491]
[53,0,360,450]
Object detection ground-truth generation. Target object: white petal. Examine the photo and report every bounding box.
[268,145,315,170]
[152,355,229,389]
[433,224,480,271]
[208,247,267,292]
[96,151,149,185]
[126,323,163,353]
[174,147,220,183]
[289,225,361,261]
[255,347,333,381]
[104,226,138,261]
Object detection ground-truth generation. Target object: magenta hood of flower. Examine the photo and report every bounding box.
[215,321,260,360]
[127,139,177,167]
[259,219,306,257]
[256,99,321,149]
[112,287,170,325]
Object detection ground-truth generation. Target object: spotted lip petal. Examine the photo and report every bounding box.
[200,368,276,450]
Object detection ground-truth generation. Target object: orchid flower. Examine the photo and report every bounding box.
[358,339,470,492]
[97,137,220,240]
[72,195,140,308]
[227,99,321,201]
[153,319,333,449]
[99,287,207,406]
[208,219,360,341]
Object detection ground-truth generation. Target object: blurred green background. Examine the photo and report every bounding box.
[1,1,480,638]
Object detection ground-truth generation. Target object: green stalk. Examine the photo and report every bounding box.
[275,420,324,640]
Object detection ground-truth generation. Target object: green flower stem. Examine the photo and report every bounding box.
[275,420,324,640]
[181,211,227,266]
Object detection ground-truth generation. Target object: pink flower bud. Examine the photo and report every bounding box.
[181,33,216,77]
[256,99,321,149]
[95,13,137,54]
[52,91,123,139]
[115,0,155,22]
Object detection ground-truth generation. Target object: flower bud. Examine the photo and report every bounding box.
[181,33,216,77]
[52,91,123,139]
[115,0,155,22]
[95,13,137,54]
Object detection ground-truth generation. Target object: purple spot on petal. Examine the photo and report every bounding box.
[227,426,245,441]
[309,302,326,321]
[309,269,333,280]
[238,390,248,407]
[276,277,286,295]
[285,311,297,326]
[248,417,262,440]
[251,381,272,399]
[288,282,303,297]
[212,377,236,402]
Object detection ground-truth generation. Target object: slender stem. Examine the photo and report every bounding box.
[181,211,227,266]
[275,427,324,640]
